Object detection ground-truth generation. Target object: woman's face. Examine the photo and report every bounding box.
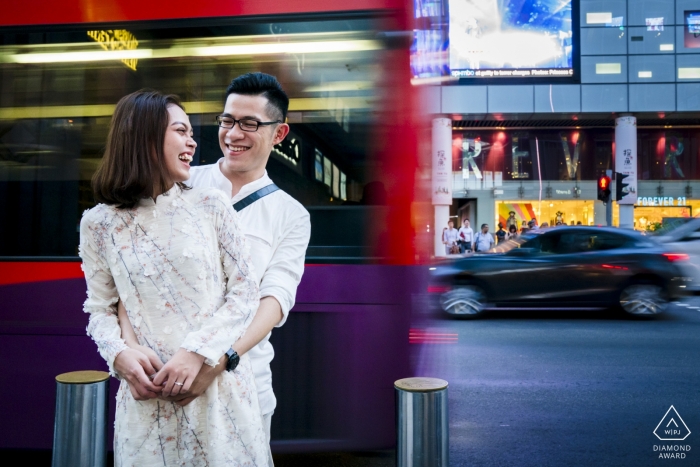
[163,105,197,183]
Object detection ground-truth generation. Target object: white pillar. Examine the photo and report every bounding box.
[615,116,637,229]
[434,206,450,256]
[593,200,607,226]
[432,118,453,256]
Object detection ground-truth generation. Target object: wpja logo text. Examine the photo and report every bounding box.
[653,445,691,459]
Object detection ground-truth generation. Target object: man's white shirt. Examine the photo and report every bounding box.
[188,158,311,415]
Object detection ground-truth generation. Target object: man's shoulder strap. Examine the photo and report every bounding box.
[233,184,280,212]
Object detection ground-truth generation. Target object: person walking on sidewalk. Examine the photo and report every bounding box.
[458,218,474,253]
[474,223,495,253]
[443,220,459,255]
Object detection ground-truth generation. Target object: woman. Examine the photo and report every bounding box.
[79,90,267,465]
[507,224,518,239]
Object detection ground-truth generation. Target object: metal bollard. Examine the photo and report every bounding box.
[52,370,109,467]
[395,377,449,467]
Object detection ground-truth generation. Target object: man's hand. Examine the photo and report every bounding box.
[113,348,162,400]
[159,355,226,406]
[152,348,205,398]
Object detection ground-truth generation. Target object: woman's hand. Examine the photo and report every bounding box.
[130,344,164,373]
[152,348,206,398]
[113,348,163,400]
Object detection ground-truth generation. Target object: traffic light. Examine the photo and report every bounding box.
[597,174,611,203]
[615,172,629,201]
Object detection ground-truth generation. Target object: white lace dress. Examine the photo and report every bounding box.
[79,185,268,466]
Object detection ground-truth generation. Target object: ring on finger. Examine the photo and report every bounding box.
[174,382,184,386]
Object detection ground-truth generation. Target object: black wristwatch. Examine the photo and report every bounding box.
[225,348,240,372]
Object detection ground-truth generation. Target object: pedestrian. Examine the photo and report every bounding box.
[474,223,495,252]
[443,220,459,255]
[81,90,268,464]
[540,222,549,228]
[495,222,507,245]
[520,220,530,235]
[117,73,310,466]
[458,218,474,253]
[507,224,518,239]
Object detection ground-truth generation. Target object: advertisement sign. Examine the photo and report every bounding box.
[685,11,700,48]
[615,116,638,205]
[448,0,573,79]
[498,203,537,229]
[432,118,453,205]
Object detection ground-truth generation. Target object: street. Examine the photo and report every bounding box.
[413,299,700,467]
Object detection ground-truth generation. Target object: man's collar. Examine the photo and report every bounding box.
[213,158,274,201]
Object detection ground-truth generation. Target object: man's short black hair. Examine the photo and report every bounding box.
[225,72,289,122]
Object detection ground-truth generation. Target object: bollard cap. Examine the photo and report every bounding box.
[56,370,109,384]
[394,377,448,393]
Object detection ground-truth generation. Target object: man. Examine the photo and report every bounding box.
[188,72,310,449]
[474,223,494,252]
[457,218,474,254]
[495,222,507,245]
[443,220,459,255]
[115,73,310,464]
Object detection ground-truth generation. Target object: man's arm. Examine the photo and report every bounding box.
[231,296,283,356]
[173,208,310,406]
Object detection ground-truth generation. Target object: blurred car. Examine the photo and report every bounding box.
[430,226,690,318]
[655,217,700,295]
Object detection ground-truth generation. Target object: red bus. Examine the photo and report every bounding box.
[0,0,423,456]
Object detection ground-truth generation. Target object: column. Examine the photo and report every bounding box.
[615,116,638,229]
[432,118,453,256]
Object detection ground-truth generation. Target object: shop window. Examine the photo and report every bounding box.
[638,129,700,180]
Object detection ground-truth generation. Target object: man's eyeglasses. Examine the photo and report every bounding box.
[216,115,282,132]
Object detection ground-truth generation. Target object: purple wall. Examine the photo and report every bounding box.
[0,264,418,451]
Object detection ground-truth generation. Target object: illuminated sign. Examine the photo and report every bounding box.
[448,0,573,79]
[637,197,688,207]
[271,132,301,174]
[87,30,139,70]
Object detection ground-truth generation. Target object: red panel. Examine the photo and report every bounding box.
[0,262,84,286]
[1,0,403,27]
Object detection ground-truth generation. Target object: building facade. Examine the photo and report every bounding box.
[417,0,700,253]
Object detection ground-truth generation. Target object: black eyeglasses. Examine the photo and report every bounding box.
[216,115,282,132]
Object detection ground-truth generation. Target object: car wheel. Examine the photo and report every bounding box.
[619,282,668,316]
[440,285,486,318]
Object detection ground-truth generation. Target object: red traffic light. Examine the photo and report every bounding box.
[597,175,611,202]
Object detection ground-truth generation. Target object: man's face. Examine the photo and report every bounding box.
[218,93,289,175]
[448,221,454,229]
[464,220,470,227]
[482,225,489,233]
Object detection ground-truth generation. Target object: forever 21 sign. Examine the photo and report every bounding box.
[637,197,688,207]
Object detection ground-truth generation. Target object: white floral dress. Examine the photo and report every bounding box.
[79,185,268,466]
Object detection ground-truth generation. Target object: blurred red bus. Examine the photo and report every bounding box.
[0,0,421,455]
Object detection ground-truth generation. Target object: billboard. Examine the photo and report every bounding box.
[411,0,575,80]
[449,0,573,78]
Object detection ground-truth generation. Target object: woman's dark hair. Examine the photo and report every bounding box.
[226,72,289,122]
[92,89,188,209]
[509,225,517,233]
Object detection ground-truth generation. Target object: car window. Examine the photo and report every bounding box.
[521,233,561,254]
[554,232,630,254]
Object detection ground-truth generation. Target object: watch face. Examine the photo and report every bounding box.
[227,351,240,372]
